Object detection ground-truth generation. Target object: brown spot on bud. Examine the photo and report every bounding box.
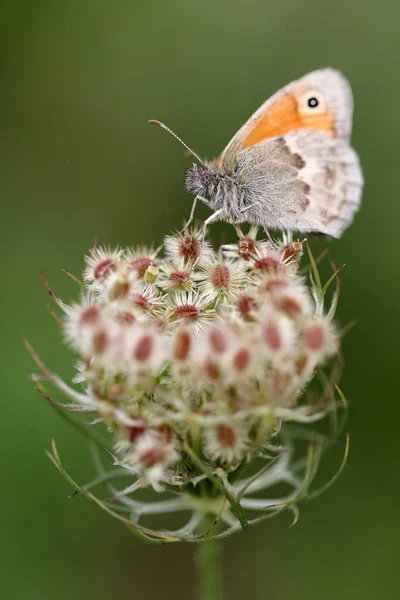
[79,305,100,325]
[134,335,153,361]
[120,311,136,325]
[211,264,231,289]
[172,304,199,321]
[263,320,282,351]
[209,328,228,353]
[168,270,191,289]
[238,236,257,260]
[92,329,108,354]
[140,446,165,468]
[133,294,149,309]
[94,258,115,279]
[233,348,251,372]
[216,425,236,448]
[254,256,281,273]
[129,257,154,278]
[181,235,200,260]
[306,324,325,351]
[281,241,303,264]
[204,359,220,381]
[109,277,130,300]
[237,295,257,320]
[129,424,146,442]
[173,329,191,361]
[265,279,288,293]
[278,295,302,317]
[158,424,173,444]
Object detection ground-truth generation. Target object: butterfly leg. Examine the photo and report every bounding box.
[179,195,209,235]
[202,209,223,242]
[193,209,223,266]
[263,225,274,244]
[184,195,199,231]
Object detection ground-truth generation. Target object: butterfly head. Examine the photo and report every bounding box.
[185,163,220,203]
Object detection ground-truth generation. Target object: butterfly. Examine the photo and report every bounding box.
[150,68,363,238]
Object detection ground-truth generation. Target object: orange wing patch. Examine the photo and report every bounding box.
[243,89,336,149]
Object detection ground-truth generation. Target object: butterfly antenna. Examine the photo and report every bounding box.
[148,120,205,166]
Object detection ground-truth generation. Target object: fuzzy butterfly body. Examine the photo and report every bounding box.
[184,68,363,238]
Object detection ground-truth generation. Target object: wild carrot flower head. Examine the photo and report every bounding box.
[29,225,348,544]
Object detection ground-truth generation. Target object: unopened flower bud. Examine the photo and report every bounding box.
[133,335,154,362]
[209,327,229,354]
[173,328,191,361]
[232,347,251,373]
[145,264,159,284]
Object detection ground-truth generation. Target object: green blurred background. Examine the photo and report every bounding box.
[2,1,399,598]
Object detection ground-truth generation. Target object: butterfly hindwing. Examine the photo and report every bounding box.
[235,129,363,237]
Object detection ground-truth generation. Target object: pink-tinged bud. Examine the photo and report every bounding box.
[79,305,100,326]
[129,424,146,442]
[92,329,109,354]
[211,264,231,289]
[264,278,288,293]
[281,241,303,264]
[263,319,282,351]
[305,323,325,351]
[238,236,257,260]
[133,294,149,309]
[157,424,173,443]
[237,295,258,320]
[134,335,153,362]
[120,311,136,325]
[172,304,199,321]
[232,348,251,372]
[204,359,220,381]
[181,234,200,260]
[140,446,165,468]
[94,258,115,279]
[303,319,336,359]
[168,270,191,289]
[278,294,303,317]
[254,256,281,273]
[216,425,236,448]
[173,329,191,361]
[209,327,228,354]
[109,276,130,300]
[129,257,154,278]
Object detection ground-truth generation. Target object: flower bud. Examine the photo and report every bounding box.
[145,264,159,284]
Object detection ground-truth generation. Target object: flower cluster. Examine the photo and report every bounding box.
[29,225,346,543]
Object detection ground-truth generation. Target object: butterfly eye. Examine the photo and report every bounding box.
[307,97,319,108]
[201,171,211,185]
[296,89,326,115]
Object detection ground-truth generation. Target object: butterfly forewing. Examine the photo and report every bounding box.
[218,68,354,171]
[214,68,362,237]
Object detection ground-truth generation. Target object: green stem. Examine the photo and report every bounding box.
[196,540,223,600]
[182,441,248,530]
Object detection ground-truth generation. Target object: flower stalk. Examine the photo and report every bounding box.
[196,540,223,600]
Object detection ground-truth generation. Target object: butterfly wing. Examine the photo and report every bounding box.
[214,68,362,237]
[217,68,354,173]
[234,129,363,237]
